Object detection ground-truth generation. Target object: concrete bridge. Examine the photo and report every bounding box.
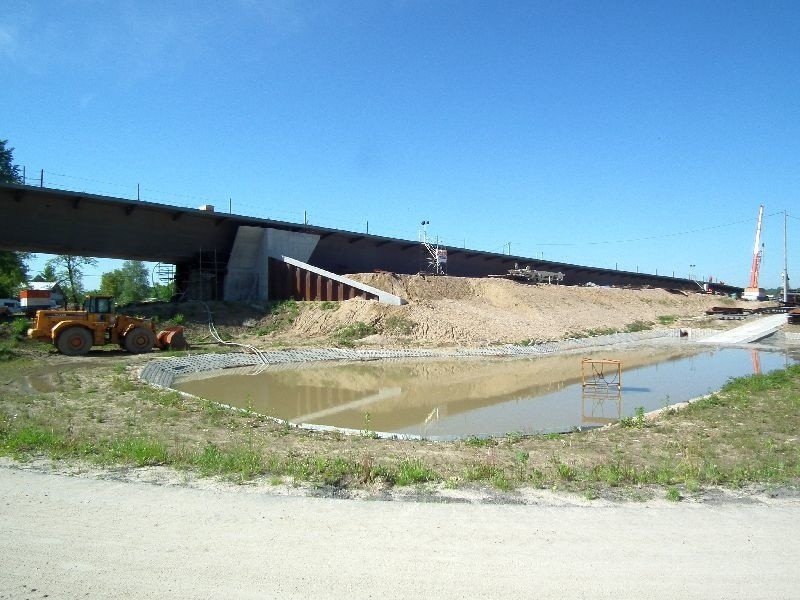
[0,182,743,302]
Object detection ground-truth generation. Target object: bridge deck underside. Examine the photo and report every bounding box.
[0,183,744,297]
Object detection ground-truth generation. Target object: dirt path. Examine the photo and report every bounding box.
[2,466,798,600]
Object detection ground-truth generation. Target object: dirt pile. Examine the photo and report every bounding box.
[268,274,755,347]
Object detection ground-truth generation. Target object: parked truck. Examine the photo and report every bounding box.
[28,295,187,356]
[20,289,57,316]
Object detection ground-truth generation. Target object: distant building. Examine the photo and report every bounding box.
[23,281,66,308]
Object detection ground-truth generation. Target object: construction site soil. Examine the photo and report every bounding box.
[173,274,781,348]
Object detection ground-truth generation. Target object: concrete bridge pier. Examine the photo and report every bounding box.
[222,226,320,303]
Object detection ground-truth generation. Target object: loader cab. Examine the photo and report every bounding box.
[83,295,114,315]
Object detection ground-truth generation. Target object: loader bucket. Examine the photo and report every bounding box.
[157,326,189,351]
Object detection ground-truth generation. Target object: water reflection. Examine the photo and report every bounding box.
[175,346,798,439]
[581,386,622,426]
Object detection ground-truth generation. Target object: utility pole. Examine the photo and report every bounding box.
[783,210,789,304]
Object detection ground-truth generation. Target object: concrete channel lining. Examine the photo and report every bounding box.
[697,313,788,345]
[141,329,678,390]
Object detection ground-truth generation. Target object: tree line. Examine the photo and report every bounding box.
[2,250,174,308]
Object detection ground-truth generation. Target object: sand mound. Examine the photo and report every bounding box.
[263,274,754,347]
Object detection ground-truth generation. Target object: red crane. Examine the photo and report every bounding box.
[743,205,765,301]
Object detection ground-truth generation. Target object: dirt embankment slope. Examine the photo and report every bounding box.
[260,274,756,347]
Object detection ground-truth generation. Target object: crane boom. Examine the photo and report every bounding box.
[743,205,765,301]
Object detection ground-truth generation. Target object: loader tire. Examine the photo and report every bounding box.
[124,327,155,354]
[57,327,92,356]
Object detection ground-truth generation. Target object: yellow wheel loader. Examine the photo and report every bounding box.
[28,295,188,356]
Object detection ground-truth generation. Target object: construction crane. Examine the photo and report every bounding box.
[743,205,766,301]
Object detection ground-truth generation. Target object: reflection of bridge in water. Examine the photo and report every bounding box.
[175,347,696,434]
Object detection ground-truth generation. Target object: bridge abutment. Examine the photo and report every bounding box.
[223,226,320,302]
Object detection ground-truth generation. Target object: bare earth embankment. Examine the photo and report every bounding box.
[236,274,767,348]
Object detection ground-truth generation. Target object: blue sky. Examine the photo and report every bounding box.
[2,0,798,289]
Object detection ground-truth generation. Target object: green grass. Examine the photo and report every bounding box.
[567,327,625,339]
[1,423,66,456]
[394,459,438,486]
[331,321,377,346]
[383,315,416,335]
[103,437,169,466]
[624,320,653,333]
[0,318,34,361]
[720,368,799,395]
[191,442,265,480]
[505,431,525,444]
[619,406,647,428]
[657,315,678,326]
[272,299,300,317]
[0,423,168,466]
[255,300,301,335]
[586,327,619,337]
[0,343,18,362]
[462,462,512,489]
[1,349,798,496]
[11,318,30,339]
[465,436,497,448]
[666,487,682,501]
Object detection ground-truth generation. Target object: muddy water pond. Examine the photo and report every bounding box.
[175,345,798,439]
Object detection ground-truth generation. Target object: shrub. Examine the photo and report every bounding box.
[332,322,376,346]
[383,315,416,335]
[624,320,652,333]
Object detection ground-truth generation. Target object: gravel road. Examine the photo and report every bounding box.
[2,466,798,599]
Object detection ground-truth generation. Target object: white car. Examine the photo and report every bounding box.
[0,299,20,315]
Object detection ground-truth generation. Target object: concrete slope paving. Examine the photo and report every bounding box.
[699,313,787,345]
[1,467,798,600]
